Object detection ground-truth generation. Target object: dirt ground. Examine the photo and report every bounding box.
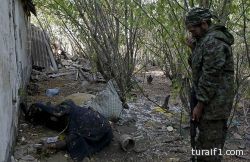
[13,66,249,162]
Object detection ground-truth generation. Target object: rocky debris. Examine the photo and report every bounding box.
[167,126,174,132]
[20,137,27,145]
[20,123,29,129]
[31,56,105,84]
[115,95,190,160]
[13,66,249,162]
[233,132,243,140]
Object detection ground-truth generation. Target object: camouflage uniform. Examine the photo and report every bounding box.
[186,8,235,162]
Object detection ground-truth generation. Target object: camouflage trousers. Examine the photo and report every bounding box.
[196,118,228,162]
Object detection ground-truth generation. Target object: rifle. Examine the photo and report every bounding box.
[190,88,198,162]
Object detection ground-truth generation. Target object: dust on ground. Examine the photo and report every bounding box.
[14,66,249,162]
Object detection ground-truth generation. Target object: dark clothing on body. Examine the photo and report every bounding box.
[27,100,113,161]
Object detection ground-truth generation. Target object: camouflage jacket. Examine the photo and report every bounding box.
[190,25,234,120]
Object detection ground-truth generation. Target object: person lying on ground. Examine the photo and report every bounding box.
[23,100,113,162]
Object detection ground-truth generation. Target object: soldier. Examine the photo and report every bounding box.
[185,8,234,162]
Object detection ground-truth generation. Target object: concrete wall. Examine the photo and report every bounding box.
[0,0,31,161]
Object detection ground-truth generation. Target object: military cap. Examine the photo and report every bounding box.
[185,7,213,26]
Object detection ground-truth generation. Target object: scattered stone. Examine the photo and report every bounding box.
[233,133,243,140]
[167,126,174,132]
[20,137,27,145]
[133,139,150,153]
[21,137,25,142]
[238,142,246,149]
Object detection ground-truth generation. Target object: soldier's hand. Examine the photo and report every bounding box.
[185,37,195,49]
[192,102,204,122]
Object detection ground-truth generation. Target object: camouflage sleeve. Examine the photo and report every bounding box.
[196,38,226,104]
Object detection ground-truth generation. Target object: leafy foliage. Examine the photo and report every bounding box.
[33,0,249,104]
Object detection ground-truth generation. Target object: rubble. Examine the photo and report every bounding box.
[167,126,174,132]
[13,61,249,161]
[233,132,243,140]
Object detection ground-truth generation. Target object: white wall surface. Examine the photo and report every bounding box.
[0,0,31,161]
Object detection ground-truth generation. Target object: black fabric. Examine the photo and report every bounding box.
[26,102,69,131]
[26,100,113,161]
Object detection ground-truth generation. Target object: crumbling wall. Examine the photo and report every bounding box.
[0,0,31,161]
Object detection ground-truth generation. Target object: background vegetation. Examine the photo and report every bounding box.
[32,0,250,119]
